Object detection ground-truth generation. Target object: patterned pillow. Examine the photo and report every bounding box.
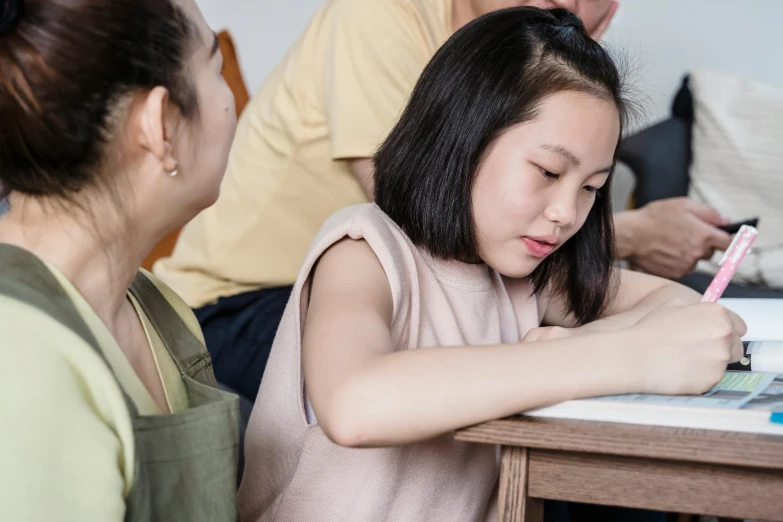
[688,68,783,287]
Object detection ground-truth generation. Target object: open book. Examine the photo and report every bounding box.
[527,299,783,435]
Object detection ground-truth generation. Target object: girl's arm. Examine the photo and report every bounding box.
[302,239,742,449]
[542,268,702,332]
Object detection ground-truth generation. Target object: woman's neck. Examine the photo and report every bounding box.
[0,194,155,330]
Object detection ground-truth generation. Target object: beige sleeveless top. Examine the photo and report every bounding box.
[239,204,547,522]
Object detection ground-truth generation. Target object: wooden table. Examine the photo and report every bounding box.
[455,416,783,522]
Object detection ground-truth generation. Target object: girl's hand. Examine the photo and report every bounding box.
[626,303,746,396]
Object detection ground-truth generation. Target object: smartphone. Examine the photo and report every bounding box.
[716,217,759,234]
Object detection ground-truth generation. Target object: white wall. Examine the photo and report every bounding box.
[198,0,782,126]
[197,0,324,97]
[602,0,782,125]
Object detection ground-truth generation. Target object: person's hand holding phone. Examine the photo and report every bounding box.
[716,218,759,234]
[615,198,733,280]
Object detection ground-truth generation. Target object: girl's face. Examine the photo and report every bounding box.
[471,91,619,278]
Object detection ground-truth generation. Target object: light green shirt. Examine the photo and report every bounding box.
[0,264,192,521]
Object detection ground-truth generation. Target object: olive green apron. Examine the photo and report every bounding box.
[0,244,239,521]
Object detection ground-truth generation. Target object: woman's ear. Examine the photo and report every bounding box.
[136,86,178,173]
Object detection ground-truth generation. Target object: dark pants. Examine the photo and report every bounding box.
[544,500,666,522]
[194,285,293,402]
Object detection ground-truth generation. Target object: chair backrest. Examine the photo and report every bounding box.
[141,30,250,271]
[218,30,250,116]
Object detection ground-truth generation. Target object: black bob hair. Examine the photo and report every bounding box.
[374,7,629,325]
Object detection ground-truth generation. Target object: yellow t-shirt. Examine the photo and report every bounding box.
[154,0,453,307]
[0,265,195,521]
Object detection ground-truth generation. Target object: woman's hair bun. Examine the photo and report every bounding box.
[0,0,24,36]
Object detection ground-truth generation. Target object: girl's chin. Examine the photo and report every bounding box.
[485,254,542,279]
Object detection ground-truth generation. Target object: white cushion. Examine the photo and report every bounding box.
[688,68,783,287]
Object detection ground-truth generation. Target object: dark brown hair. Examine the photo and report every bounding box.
[374,8,629,324]
[0,0,198,199]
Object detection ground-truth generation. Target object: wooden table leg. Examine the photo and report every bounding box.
[498,446,545,522]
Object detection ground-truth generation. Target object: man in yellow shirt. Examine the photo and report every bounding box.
[155,0,729,402]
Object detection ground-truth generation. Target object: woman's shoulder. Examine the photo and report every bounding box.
[0,294,135,498]
[0,293,96,350]
[0,294,132,422]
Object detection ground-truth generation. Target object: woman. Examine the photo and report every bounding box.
[0,0,238,520]
[238,8,745,522]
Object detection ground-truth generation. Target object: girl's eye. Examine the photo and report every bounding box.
[584,185,604,198]
[542,169,559,180]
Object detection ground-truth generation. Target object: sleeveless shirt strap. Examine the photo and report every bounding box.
[129,271,217,387]
[0,243,141,416]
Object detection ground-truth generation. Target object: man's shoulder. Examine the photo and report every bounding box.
[328,0,415,11]
[324,0,424,24]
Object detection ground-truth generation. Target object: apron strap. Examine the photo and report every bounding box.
[129,272,217,387]
[0,243,141,416]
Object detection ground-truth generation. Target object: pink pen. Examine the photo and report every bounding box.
[700,225,758,303]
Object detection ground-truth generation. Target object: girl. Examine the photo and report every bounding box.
[239,7,745,522]
[0,0,238,520]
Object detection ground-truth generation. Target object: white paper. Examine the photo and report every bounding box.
[719,298,783,340]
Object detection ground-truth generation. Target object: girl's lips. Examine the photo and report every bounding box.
[522,237,556,258]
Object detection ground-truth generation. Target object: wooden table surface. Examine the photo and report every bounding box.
[456,416,783,522]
